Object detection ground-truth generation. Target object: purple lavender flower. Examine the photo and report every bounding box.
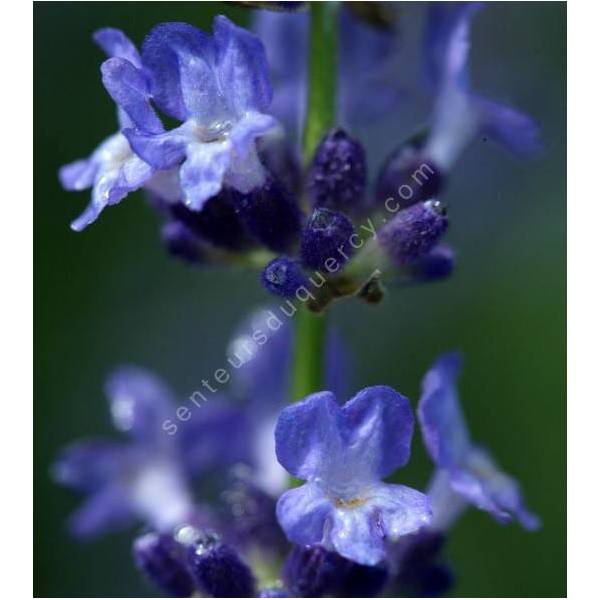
[422,2,541,171]
[227,309,354,496]
[52,366,246,538]
[52,367,194,538]
[125,17,278,211]
[418,352,540,530]
[59,29,166,231]
[274,387,432,566]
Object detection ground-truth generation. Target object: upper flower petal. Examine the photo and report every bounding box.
[342,386,414,479]
[214,15,273,115]
[176,45,230,126]
[418,352,471,468]
[424,1,482,91]
[105,366,176,443]
[124,126,188,171]
[101,57,163,133]
[276,482,333,546]
[93,27,141,67]
[275,391,344,481]
[142,22,215,120]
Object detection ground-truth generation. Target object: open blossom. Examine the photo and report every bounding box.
[52,366,247,538]
[60,16,278,231]
[375,2,541,205]
[125,17,278,211]
[275,387,432,566]
[418,352,540,530]
[58,29,164,231]
[422,1,541,170]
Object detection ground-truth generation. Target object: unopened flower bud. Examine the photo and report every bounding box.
[308,128,367,212]
[132,532,195,598]
[188,532,256,597]
[261,257,309,298]
[379,200,448,265]
[300,207,355,271]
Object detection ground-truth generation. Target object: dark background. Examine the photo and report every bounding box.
[34,2,566,597]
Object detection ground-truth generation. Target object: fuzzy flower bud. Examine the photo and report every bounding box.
[379,200,448,265]
[187,532,256,597]
[307,128,367,212]
[261,257,309,298]
[132,532,195,598]
[300,208,355,271]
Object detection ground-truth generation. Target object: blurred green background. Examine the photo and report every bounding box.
[34,2,565,597]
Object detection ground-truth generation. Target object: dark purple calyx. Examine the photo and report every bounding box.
[261,257,309,298]
[307,128,367,212]
[169,191,250,251]
[394,531,454,598]
[376,141,444,208]
[409,244,455,282]
[283,544,388,598]
[187,532,256,598]
[132,532,195,598]
[379,200,448,265]
[161,220,205,264]
[300,207,355,271]
[235,174,302,253]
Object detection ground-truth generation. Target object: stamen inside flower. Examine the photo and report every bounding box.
[334,496,367,509]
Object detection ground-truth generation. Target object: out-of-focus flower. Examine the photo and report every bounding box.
[52,366,246,538]
[275,387,432,566]
[418,352,540,530]
[126,17,278,211]
[375,2,541,204]
[252,7,401,143]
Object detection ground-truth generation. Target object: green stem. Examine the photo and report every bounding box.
[302,1,340,166]
[291,1,339,402]
[292,308,327,400]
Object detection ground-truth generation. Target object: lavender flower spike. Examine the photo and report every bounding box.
[418,352,540,531]
[59,29,164,231]
[127,17,278,211]
[275,387,432,566]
